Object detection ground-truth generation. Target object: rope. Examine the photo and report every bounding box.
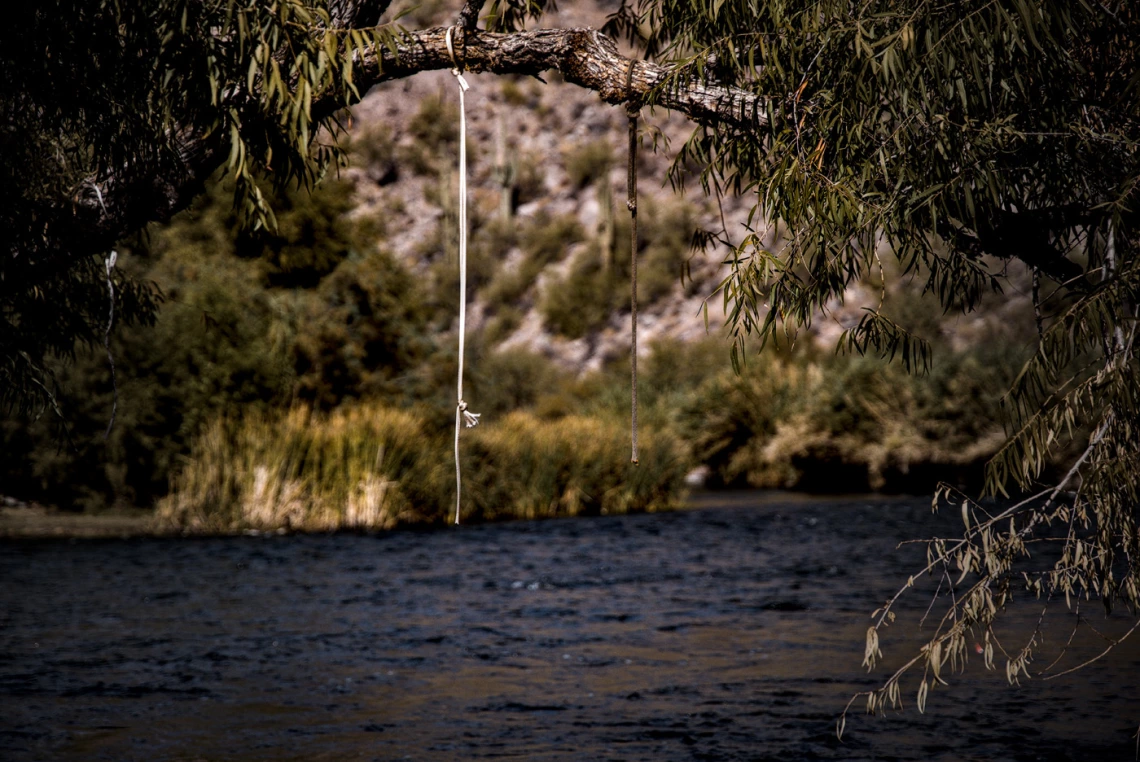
[103,250,118,440]
[447,26,480,525]
[626,63,640,466]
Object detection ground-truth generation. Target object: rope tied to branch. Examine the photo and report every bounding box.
[446,25,480,525]
[625,61,640,466]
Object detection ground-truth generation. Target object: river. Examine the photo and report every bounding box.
[1,494,1137,760]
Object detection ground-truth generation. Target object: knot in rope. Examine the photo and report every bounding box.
[458,400,480,428]
[445,26,469,89]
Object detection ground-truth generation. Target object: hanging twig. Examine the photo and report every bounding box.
[103,250,119,440]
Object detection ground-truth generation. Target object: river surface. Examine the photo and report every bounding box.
[2,494,1138,761]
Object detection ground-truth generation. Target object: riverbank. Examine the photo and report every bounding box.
[0,490,929,540]
[0,501,154,539]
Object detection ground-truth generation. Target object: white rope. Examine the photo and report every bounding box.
[447,26,480,526]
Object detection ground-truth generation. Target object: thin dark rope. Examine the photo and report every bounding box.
[626,62,640,466]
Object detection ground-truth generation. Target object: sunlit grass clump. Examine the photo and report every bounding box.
[156,404,688,533]
[459,411,688,522]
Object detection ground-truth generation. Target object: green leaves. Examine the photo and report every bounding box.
[837,309,932,374]
[620,0,1140,722]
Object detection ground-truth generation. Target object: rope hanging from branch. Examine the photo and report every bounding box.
[447,26,480,525]
[626,65,640,466]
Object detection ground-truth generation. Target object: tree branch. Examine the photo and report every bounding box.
[328,0,391,28]
[456,0,484,31]
[70,25,767,260]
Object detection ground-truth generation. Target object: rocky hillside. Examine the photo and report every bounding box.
[338,1,757,374]
[341,1,1034,372]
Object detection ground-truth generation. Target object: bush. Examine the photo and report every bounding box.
[520,212,583,267]
[347,123,399,185]
[610,197,699,306]
[292,249,435,408]
[512,152,547,208]
[564,141,613,189]
[461,411,689,522]
[481,212,582,307]
[677,342,1025,492]
[234,178,375,289]
[156,405,445,532]
[0,249,294,512]
[541,245,617,339]
[402,94,478,174]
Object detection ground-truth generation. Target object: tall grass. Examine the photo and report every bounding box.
[156,403,688,533]
[460,411,687,521]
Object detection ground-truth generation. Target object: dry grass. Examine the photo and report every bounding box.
[156,403,688,533]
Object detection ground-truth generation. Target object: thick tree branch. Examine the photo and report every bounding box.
[338,27,765,128]
[71,25,766,260]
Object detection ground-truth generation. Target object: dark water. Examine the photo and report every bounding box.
[2,494,1138,761]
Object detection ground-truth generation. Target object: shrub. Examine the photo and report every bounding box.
[482,212,582,307]
[677,342,1025,492]
[156,405,445,532]
[402,94,478,175]
[540,245,616,339]
[292,249,434,408]
[461,411,689,522]
[512,152,547,208]
[520,212,583,267]
[348,123,399,185]
[564,141,613,189]
[234,178,374,289]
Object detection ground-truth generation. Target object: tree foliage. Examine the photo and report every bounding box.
[607,0,1139,719]
[1,0,396,414]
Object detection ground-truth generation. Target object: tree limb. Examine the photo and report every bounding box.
[66,24,767,262]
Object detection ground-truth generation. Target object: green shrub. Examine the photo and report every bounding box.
[347,123,397,175]
[541,245,617,339]
[465,347,563,417]
[609,197,699,306]
[520,212,583,267]
[462,411,689,522]
[408,94,458,151]
[482,306,524,344]
[482,212,582,307]
[500,77,532,107]
[512,152,547,208]
[292,249,435,408]
[424,220,502,325]
[677,342,1026,492]
[156,405,446,532]
[564,141,613,189]
[402,94,479,175]
[0,248,294,512]
[234,178,375,288]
